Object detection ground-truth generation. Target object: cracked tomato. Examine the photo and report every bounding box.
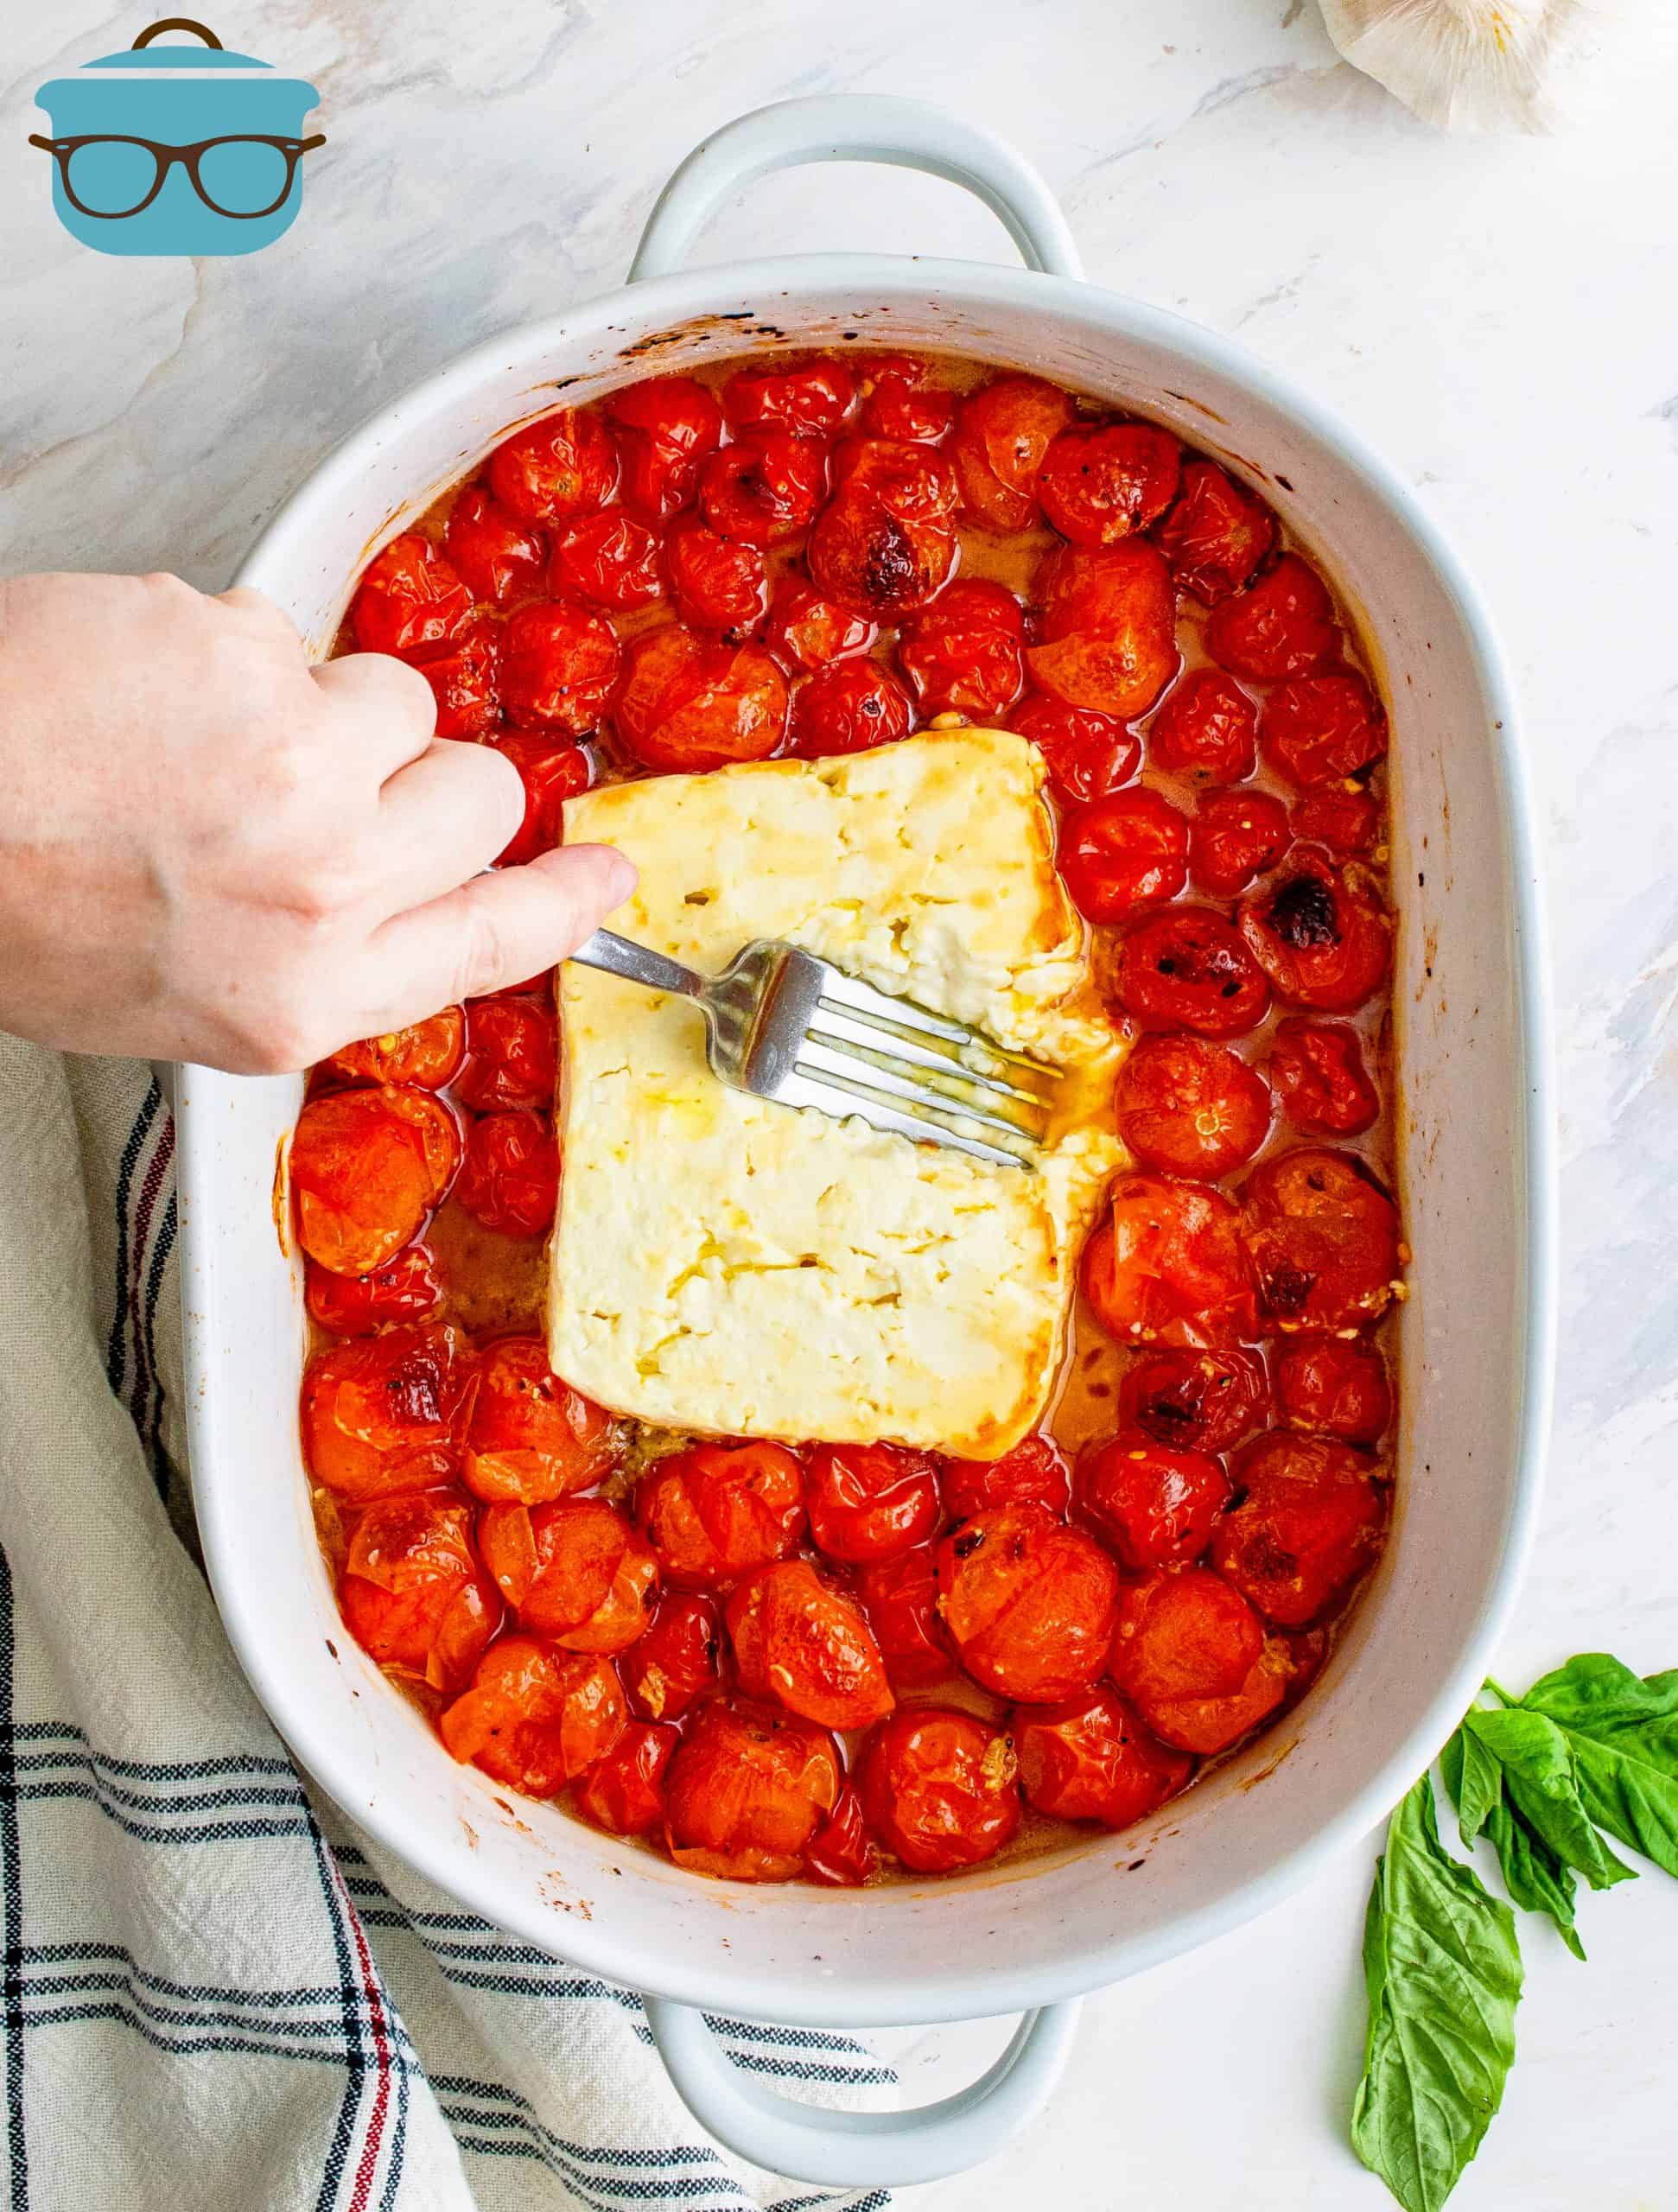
[857,1707,1021,1872]
[1014,1686,1192,1828]
[638,1440,806,1588]
[1240,1146,1402,1332]
[339,1491,499,1694]
[1082,1173,1258,1347]
[724,1559,894,1731]
[935,1503,1119,1702]
[441,1637,626,1795]
[291,1085,459,1277]
[664,1694,840,1881]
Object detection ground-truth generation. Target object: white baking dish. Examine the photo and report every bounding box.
[179,95,1554,2187]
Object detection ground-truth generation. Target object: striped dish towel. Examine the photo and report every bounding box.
[0,1037,898,2212]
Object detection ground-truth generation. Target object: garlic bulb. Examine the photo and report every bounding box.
[1318,0,1666,134]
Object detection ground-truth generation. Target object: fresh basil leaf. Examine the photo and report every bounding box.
[1351,1775,1523,2212]
[1441,1722,1503,1846]
[1522,1654,1678,1878]
[1462,1707,1637,1893]
[1484,1796,1586,1961]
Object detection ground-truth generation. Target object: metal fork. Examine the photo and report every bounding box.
[567,929,1060,1168]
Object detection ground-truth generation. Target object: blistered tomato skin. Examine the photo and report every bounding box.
[858,1707,1021,1872]
[1273,1336,1393,1446]
[1028,541,1179,720]
[306,1246,442,1338]
[1082,1173,1258,1349]
[339,1492,500,1694]
[1261,671,1387,790]
[1073,1431,1230,1571]
[896,580,1025,720]
[940,1433,1070,1523]
[480,1497,659,1652]
[458,995,557,1113]
[574,1719,678,1837]
[1115,1033,1272,1180]
[638,1441,806,1589]
[291,1086,460,1277]
[791,660,914,759]
[613,625,789,772]
[621,1592,724,1721]
[724,1560,894,1730]
[806,451,958,620]
[1205,553,1340,680]
[722,358,855,438]
[350,532,473,658]
[322,1010,464,1091]
[855,1545,953,1690]
[462,1336,622,1504]
[1238,849,1391,1013]
[951,374,1074,532]
[1007,696,1140,805]
[454,1110,559,1238]
[804,1784,875,1886]
[1154,461,1275,606]
[419,615,501,740]
[1056,787,1189,924]
[549,512,665,612]
[1142,1637,1293,1755]
[764,577,875,671]
[1109,906,1270,1038]
[861,355,956,444]
[663,514,768,638]
[486,410,618,528]
[302,1323,474,1499]
[700,431,829,548]
[935,1503,1119,1702]
[1108,1567,1266,1713]
[1189,787,1291,898]
[444,485,547,607]
[1038,423,1180,545]
[499,602,622,736]
[1014,1686,1192,1828]
[1118,1346,1271,1456]
[1293,784,1382,856]
[1212,1432,1388,1625]
[804,1443,941,1566]
[1145,669,1258,785]
[1268,1018,1380,1135]
[664,1694,841,1882]
[489,734,592,867]
[605,376,724,524]
[441,1637,626,1796]
[1241,1147,1402,1333]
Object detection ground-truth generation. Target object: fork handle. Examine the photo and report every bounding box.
[567,928,702,999]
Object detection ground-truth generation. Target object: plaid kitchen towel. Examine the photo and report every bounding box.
[0,1034,896,2212]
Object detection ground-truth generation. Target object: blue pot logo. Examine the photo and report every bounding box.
[31,17,321,257]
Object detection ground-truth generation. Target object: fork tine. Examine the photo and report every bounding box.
[803,1005,1050,1112]
[776,1069,1033,1170]
[815,966,1059,1086]
[792,1040,1040,1144]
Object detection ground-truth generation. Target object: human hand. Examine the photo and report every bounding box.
[0,571,635,1072]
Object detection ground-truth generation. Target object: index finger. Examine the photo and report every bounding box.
[309,651,440,781]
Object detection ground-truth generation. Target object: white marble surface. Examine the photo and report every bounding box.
[6,2,1678,2206]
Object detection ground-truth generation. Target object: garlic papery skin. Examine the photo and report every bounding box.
[1318,0,1669,134]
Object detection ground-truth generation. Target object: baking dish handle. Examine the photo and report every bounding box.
[644,1994,1082,2186]
[628,94,1083,283]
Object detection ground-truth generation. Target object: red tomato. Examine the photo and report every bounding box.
[461,1335,622,1503]
[454,1110,559,1237]
[1108,1566,1264,1710]
[1237,849,1390,1013]
[480,1497,659,1652]
[1205,554,1339,681]
[662,513,768,637]
[699,430,828,547]
[806,482,957,620]
[638,1440,806,1588]
[935,1503,1119,1701]
[721,357,855,438]
[856,1707,1021,1872]
[306,1245,442,1338]
[301,1322,473,1498]
[1293,783,1382,856]
[486,409,618,527]
[417,613,501,740]
[339,1491,499,1694]
[790,660,914,758]
[860,354,956,443]
[1039,422,1180,545]
[940,1433,1070,1522]
[1146,669,1258,785]
[621,1591,724,1721]
[664,1694,841,1881]
[291,1085,460,1277]
[804,1442,940,1565]
[1082,1173,1258,1348]
[548,512,665,612]
[896,579,1025,720]
[1073,1431,1230,1571]
[457,996,556,1113]
[804,1784,875,1886]
[950,374,1074,532]
[1272,1335,1393,1445]
[441,1637,626,1795]
[829,435,960,519]
[763,576,875,671]
[1188,788,1291,898]
[1057,788,1189,923]
[1141,1637,1293,1754]
[1261,671,1387,789]
[1013,1686,1192,1827]
[725,1560,894,1731]
[1212,1432,1388,1624]
[1115,1033,1272,1180]
[605,376,724,523]
[1268,1018,1379,1136]
[1240,1146,1402,1332]
[1153,460,1275,605]
[1007,696,1140,804]
[1027,541,1179,719]
[499,601,621,736]
[443,484,547,607]
[350,532,473,658]
[1109,907,1271,1039]
[1117,1345,1271,1455]
[854,1545,953,1691]
[489,734,592,867]
[574,1719,678,1837]
[322,1009,464,1091]
[613,625,789,772]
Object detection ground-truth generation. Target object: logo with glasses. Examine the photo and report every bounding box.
[32,17,321,257]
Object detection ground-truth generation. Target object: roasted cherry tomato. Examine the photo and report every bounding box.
[1014,1686,1192,1828]
[1108,1566,1265,1713]
[489,733,592,867]
[1027,541,1178,719]
[457,995,557,1113]
[699,430,828,547]
[1118,1345,1271,1455]
[1205,553,1339,681]
[790,658,914,758]
[721,357,855,438]
[1057,787,1189,924]
[417,613,501,739]
[454,1110,559,1238]
[804,1442,940,1566]
[480,1497,659,1652]
[806,465,958,620]
[613,625,789,772]
[1114,1033,1272,1179]
[321,1009,464,1091]
[725,1560,894,1730]
[1110,906,1271,1039]
[350,531,473,658]
[860,353,956,444]
[498,601,621,735]
[443,484,547,607]
[854,1545,953,1690]
[857,1707,1021,1872]
[763,576,875,671]
[1145,668,1258,785]
[291,1085,459,1276]
[1237,849,1390,1013]
[1007,696,1140,804]
[950,374,1074,532]
[940,1433,1071,1523]
[1292,783,1382,856]
[1268,1018,1379,1136]
[1188,787,1291,898]
[548,512,664,612]
[1272,1335,1393,1445]
[638,1440,806,1588]
[441,1637,626,1795]
[1082,1173,1258,1348]
[662,513,768,637]
[1153,460,1275,605]
[302,1322,473,1498]
[1039,422,1180,545]
[1141,1637,1293,1754]
[339,1491,499,1694]
[804,1783,875,1886]
[605,375,724,523]
[935,1503,1118,1702]
[1212,1431,1388,1624]
[306,1245,442,1338]
[1261,670,1386,790]
[664,1694,841,1882]
[896,579,1025,719]
[486,408,618,527]
[574,1719,678,1837]
[1240,1146,1402,1332]
[1073,1430,1230,1571]
[620,1591,724,1721]
[461,1335,622,1503]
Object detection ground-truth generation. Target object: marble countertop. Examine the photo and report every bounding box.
[5,3,1678,2206]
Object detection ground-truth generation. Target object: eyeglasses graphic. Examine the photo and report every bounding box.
[28,131,325,221]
